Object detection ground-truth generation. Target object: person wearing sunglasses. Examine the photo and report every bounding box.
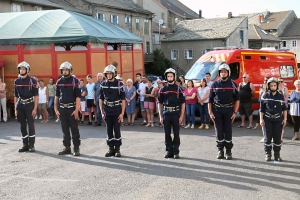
[238,74,255,129]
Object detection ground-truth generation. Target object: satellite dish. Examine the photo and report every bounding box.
[159,19,164,25]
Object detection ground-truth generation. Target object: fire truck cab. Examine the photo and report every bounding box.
[185,48,299,123]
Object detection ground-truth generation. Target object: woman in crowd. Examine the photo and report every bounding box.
[278,77,289,142]
[179,75,186,89]
[0,76,7,122]
[184,80,197,129]
[124,79,136,125]
[176,78,186,127]
[143,79,155,127]
[197,78,210,129]
[290,80,300,140]
[253,77,269,143]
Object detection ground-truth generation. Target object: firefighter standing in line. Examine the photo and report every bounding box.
[208,64,240,160]
[260,77,287,162]
[99,65,125,157]
[14,61,39,152]
[54,61,81,156]
[158,68,185,159]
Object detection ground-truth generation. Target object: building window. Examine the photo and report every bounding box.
[136,18,140,30]
[125,16,131,31]
[292,40,297,47]
[144,19,149,35]
[35,6,42,11]
[110,15,119,26]
[12,4,21,12]
[184,49,194,59]
[122,44,132,50]
[240,30,244,44]
[282,41,286,48]
[146,42,150,54]
[202,49,212,55]
[96,13,105,21]
[171,50,179,60]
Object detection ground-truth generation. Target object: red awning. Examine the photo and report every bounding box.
[0,59,3,67]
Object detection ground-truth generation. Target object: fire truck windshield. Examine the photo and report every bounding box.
[185,62,222,81]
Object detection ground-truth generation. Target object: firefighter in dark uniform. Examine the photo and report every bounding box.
[260,77,287,162]
[99,65,125,157]
[158,68,185,159]
[208,63,240,160]
[14,61,39,152]
[54,61,81,156]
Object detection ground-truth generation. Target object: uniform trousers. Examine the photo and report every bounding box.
[17,103,35,145]
[106,115,122,147]
[59,107,81,147]
[263,120,282,151]
[163,113,180,155]
[213,110,234,150]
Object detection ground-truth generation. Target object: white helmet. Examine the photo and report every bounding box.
[267,77,279,89]
[164,68,177,80]
[17,61,30,74]
[59,61,73,74]
[218,63,231,77]
[103,65,117,79]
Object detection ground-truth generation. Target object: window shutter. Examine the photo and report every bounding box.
[110,15,113,23]
[117,16,119,25]
[184,50,187,59]
[192,50,194,59]
[103,14,105,22]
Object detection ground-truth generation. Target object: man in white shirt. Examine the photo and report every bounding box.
[137,75,148,125]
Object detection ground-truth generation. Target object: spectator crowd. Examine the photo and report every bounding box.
[1,72,300,142]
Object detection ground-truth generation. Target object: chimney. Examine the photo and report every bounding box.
[228,12,232,19]
[258,14,262,23]
[199,9,202,18]
[261,14,264,22]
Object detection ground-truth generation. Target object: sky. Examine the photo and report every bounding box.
[180,0,300,18]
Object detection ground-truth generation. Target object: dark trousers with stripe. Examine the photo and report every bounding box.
[106,115,122,147]
[263,120,282,151]
[213,111,234,150]
[163,113,180,155]
[59,107,81,147]
[17,104,35,145]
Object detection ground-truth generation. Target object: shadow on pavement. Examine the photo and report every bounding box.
[35,151,300,194]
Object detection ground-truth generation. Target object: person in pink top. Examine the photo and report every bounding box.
[184,80,197,128]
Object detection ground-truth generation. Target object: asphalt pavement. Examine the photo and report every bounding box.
[0,117,299,200]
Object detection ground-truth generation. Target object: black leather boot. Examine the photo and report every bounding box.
[115,146,121,157]
[217,149,224,159]
[265,151,271,161]
[73,146,80,156]
[225,149,232,160]
[105,146,115,157]
[274,151,282,162]
[58,146,71,155]
[18,143,29,152]
[28,144,35,152]
[164,152,174,158]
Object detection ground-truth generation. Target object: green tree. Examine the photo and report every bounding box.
[146,49,171,77]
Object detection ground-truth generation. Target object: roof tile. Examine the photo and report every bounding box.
[14,0,61,8]
[163,16,247,41]
[280,18,300,37]
[86,0,152,14]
